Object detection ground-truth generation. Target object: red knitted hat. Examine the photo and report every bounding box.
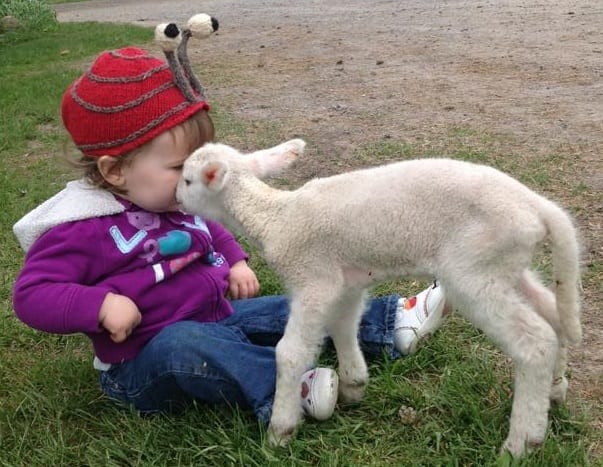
[61,47,209,157]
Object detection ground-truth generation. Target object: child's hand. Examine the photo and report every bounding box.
[228,260,260,300]
[98,293,142,343]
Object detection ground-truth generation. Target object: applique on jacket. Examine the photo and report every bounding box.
[108,212,222,283]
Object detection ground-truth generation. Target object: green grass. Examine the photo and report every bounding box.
[0,18,600,467]
[0,0,57,33]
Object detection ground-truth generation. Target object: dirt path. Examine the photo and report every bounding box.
[54,0,602,435]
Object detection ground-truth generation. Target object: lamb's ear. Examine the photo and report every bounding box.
[200,160,228,191]
[249,139,306,178]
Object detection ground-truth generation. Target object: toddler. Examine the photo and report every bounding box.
[12,27,446,424]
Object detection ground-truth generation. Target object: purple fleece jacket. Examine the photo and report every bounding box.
[13,198,248,364]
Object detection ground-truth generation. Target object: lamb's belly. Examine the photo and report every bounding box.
[342,261,437,287]
[341,266,405,287]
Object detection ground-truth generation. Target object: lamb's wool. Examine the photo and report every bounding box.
[177,139,581,458]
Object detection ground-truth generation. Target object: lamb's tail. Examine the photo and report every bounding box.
[542,198,582,344]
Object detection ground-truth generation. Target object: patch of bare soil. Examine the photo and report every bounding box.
[56,0,602,447]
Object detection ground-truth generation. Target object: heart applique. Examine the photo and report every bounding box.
[404,296,417,311]
[158,230,192,256]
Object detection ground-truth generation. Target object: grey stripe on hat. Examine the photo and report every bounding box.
[87,63,170,83]
[76,100,195,152]
[70,78,177,113]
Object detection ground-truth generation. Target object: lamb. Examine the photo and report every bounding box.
[176,138,582,458]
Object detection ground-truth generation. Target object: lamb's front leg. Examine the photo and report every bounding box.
[327,288,369,403]
[267,293,329,447]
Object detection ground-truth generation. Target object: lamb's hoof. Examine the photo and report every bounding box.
[500,439,525,458]
[267,424,296,447]
[501,434,543,458]
[338,378,367,404]
[550,376,569,404]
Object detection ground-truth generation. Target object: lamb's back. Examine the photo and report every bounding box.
[277,158,546,271]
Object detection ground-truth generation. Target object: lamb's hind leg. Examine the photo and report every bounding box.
[550,341,569,404]
[267,285,341,447]
[326,287,369,404]
[520,270,568,403]
[457,278,558,458]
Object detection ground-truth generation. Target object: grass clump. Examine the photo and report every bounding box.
[0,0,58,36]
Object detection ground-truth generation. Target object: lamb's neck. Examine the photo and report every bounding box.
[226,176,291,247]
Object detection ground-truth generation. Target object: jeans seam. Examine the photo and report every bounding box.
[103,365,233,400]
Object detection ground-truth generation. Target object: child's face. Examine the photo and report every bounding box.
[119,127,191,212]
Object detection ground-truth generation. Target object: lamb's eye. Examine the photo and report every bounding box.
[184,179,191,186]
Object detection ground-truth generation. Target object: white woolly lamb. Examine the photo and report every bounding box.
[176,139,581,458]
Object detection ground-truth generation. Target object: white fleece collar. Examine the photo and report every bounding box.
[13,179,125,252]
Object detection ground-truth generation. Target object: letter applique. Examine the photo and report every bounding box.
[140,239,159,263]
[169,251,202,275]
[209,252,226,267]
[158,230,192,256]
[126,211,160,231]
[109,225,148,254]
[139,230,192,263]
[111,211,161,255]
[180,216,212,238]
[152,251,202,283]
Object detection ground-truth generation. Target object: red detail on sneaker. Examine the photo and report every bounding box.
[404,296,417,311]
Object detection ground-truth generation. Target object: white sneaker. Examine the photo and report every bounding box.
[300,368,338,421]
[394,282,446,356]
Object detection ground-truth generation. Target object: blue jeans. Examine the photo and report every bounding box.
[99,294,400,423]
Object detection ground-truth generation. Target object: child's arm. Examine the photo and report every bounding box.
[206,221,259,299]
[13,221,113,335]
[98,292,142,342]
[228,260,260,299]
[206,220,249,265]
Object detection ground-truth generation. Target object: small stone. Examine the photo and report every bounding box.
[398,405,418,425]
[1,15,21,31]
